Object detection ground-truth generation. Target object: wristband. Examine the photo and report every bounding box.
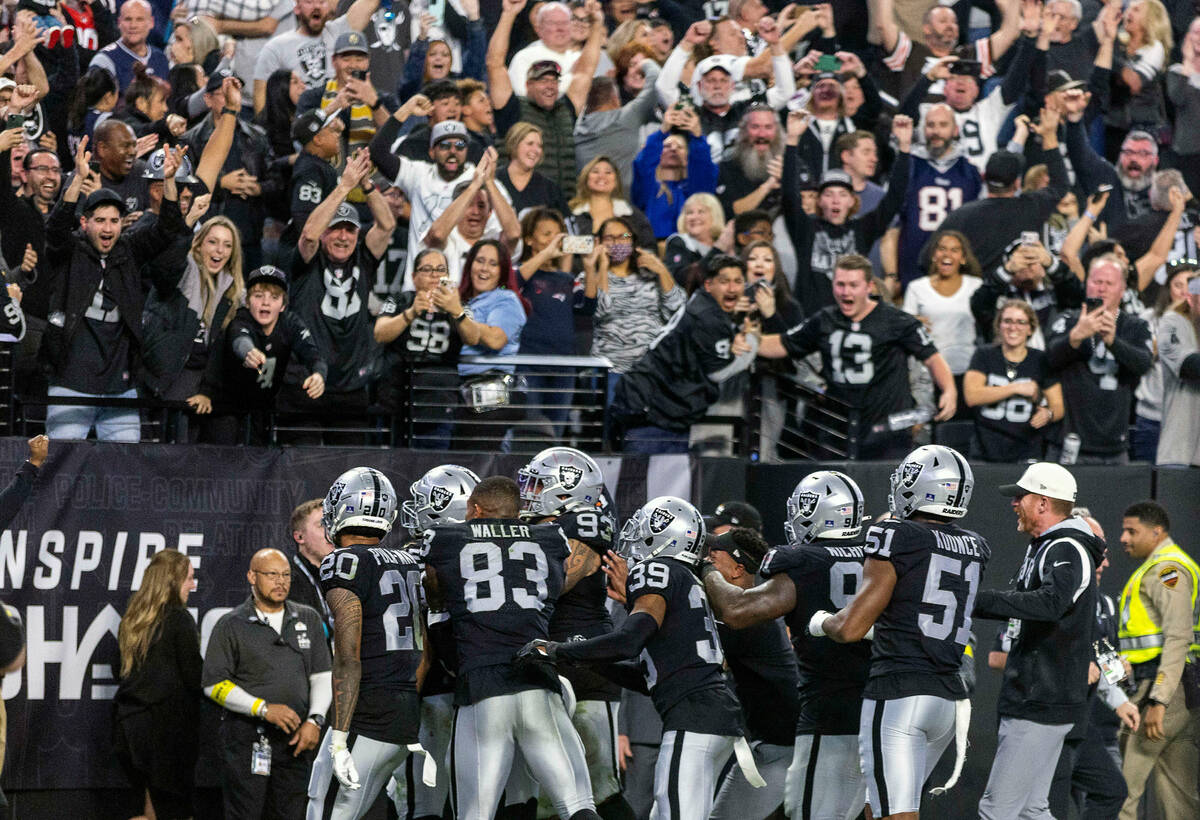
[808,610,832,637]
[222,107,239,118]
[454,310,469,323]
[1083,210,1098,221]
[253,698,267,718]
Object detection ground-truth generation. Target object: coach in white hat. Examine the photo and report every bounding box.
[974,462,1110,820]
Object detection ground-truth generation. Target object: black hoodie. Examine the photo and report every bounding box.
[974,516,1106,726]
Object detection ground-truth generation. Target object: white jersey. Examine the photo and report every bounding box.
[920,86,1012,175]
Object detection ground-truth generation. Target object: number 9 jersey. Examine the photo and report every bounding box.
[862,518,990,701]
[626,558,742,736]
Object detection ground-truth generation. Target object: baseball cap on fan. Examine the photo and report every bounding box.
[998,462,1077,503]
[984,150,1025,191]
[527,60,562,81]
[703,501,763,533]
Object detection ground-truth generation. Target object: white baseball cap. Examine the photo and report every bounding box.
[999,462,1077,503]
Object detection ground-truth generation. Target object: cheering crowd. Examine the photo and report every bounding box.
[0,0,1198,461]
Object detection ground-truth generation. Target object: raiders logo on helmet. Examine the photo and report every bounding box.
[429,485,453,511]
[796,491,820,518]
[558,465,583,490]
[649,507,675,533]
[901,461,922,488]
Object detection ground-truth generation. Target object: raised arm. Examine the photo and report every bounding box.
[424,151,494,248]
[1135,187,1186,291]
[363,179,396,260]
[487,0,525,111]
[344,0,382,34]
[195,77,241,193]
[298,150,372,263]
[986,0,1023,64]
[565,0,606,114]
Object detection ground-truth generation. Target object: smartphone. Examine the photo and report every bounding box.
[786,89,811,112]
[1085,297,1104,312]
[744,279,771,295]
[426,0,445,28]
[948,59,983,76]
[349,69,368,81]
[438,276,451,289]
[814,54,842,73]
[562,235,595,255]
[1020,231,1040,247]
[1097,183,1113,194]
[5,114,23,131]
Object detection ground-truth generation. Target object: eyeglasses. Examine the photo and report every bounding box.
[436,139,467,151]
[29,165,61,174]
[416,264,449,274]
[600,233,633,243]
[254,570,291,581]
[1000,318,1031,326]
[570,15,591,23]
[1120,148,1155,158]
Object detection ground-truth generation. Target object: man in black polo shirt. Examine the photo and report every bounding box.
[203,548,332,820]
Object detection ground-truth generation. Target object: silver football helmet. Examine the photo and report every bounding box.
[401,464,480,531]
[620,496,706,565]
[322,467,398,540]
[888,445,974,520]
[517,446,606,518]
[784,470,865,545]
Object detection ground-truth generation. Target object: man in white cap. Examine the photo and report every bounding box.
[973,463,1108,820]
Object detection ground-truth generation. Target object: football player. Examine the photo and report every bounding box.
[810,446,989,820]
[307,467,431,820]
[421,476,599,820]
[517,496,763,820]
[703,471,872,820]
[517,447,633,820]
[392,465,479,820]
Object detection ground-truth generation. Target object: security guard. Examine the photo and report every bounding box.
[1117,501,1200,820]
[203,548,332,819]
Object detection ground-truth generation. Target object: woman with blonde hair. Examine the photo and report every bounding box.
[496,121,569,216]
[566,155,656,251]
[141,214,245,440]
[663,193,725,285]
[1107,0,1172,151]
[167,16,220,74]
[113,550,201,820]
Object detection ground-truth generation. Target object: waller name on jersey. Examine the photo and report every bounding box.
[469,523,534,539]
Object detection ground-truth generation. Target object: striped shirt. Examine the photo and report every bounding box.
[591,273,685,373]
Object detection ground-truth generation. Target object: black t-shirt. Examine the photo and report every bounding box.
[494,167,568,217]
[967,344,1058,462]
[59,278,132,394]
[717,617,799,745]
[421,520,570,705]
[759,541,872,735]
[290,242,383,393]
[625,557,742,734]
[318,544,423,742]
[379,292,463,365]
[781,302,938,429]
[213,308,326,409]
[862,519,990,701]
[716,157,780,219]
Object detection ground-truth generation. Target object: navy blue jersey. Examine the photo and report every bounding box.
[626,558,742,734]
[898,155,982,286]
[759,542,872,735]
[862,519,990,701]
[422,520,570,680]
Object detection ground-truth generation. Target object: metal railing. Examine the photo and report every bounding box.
[745,369,862,462]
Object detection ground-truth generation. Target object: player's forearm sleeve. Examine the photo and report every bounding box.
[556,612,659,664]
[205,679,266,716]
[308,670,332,718]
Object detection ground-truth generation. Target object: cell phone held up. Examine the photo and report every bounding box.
[5,114,24,131]
[349,69,368,81]
[562,235,595,255]
[1085,297,1104,312]
[948,59,982,77]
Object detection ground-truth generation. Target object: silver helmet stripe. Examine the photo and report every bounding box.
[947,448,967,509]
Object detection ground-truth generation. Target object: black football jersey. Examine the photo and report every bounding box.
[549,493,618,640]
[319,544,424,692]
[422,520,570,676]
[626,558,740,734]
[379,292,463,365]
[759,541,872,735]
[967,344,1058,462]
[717,617,799,745]
[862,519,991,700]
[781,302,937,428]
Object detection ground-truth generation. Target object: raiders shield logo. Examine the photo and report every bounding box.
[558,465,583,490]
[429,486,453,511]
[901,462,923,488]
[796,491,820,518]
[649,507,674,534]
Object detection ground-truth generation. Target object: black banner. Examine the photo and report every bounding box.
[0,439,691,790]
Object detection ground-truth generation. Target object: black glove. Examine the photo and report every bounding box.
[514,639,558,669]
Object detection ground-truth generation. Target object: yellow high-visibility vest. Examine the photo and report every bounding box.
[1118,542,1200,664]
